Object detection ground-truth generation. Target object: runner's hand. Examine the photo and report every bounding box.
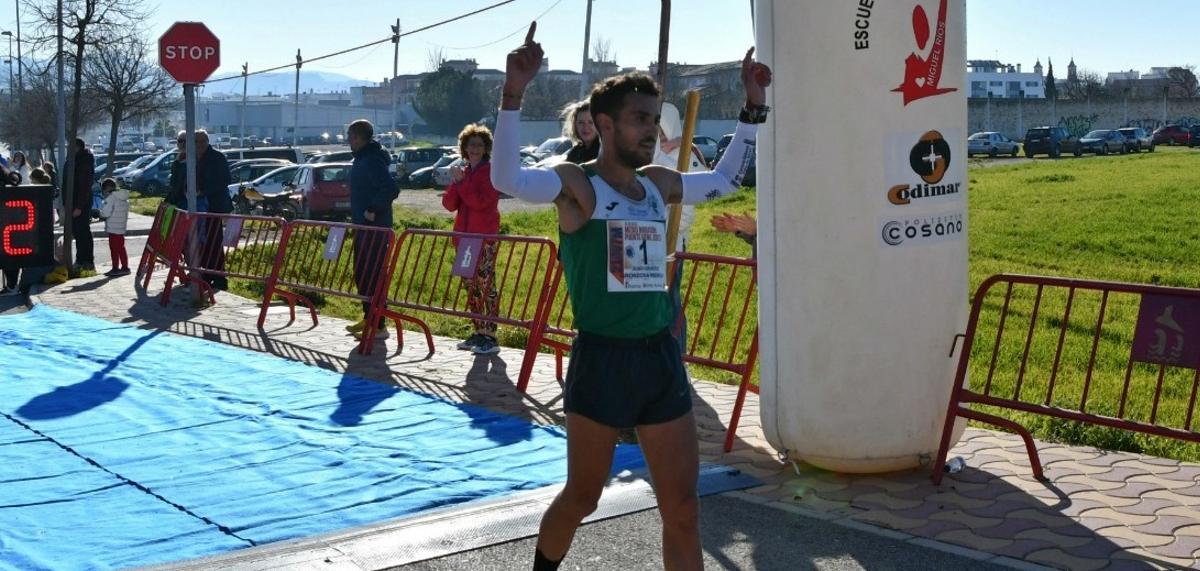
[504,22,544,95]
[741,47,772,107]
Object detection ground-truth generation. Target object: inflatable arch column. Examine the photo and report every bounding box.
[756,0,970,473]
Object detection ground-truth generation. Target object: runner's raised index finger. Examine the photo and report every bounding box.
[525,21,537,45]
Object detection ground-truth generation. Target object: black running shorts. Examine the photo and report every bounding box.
[563,328,693,428]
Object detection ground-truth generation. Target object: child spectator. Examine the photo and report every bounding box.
[97,178,130,276]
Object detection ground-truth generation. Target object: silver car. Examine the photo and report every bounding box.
[967,132,1020,158]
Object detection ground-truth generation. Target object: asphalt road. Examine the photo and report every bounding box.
[401,494,1012,571]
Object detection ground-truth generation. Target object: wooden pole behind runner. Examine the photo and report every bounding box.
[665,89,700,288]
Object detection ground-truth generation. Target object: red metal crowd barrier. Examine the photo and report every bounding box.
[135,204,193,293]
[257,220,396,339]
[362,229,559,365]
[159,212,288,308]
[933,274,1200,484]
[529,252,760,452]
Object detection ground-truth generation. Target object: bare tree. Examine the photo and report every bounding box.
[24,0,152,272]
[591,36,613,64]
[1167,66,1199,98]
[426,47,447,72]
[84,36,175,177]
[1063,69,1107,100]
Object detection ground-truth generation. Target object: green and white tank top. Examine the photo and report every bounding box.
[559,167,674,338]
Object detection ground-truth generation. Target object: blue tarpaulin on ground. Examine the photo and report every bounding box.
[0,305,644,570]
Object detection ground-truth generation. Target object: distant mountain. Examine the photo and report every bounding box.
[203,70,376,96]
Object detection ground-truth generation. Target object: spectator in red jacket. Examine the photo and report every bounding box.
[442,124,502,355]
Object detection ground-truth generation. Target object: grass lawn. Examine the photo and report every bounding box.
[170,148,1200,460]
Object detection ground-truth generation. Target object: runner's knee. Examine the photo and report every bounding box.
[558,485,602,519]
[657,492,699,531]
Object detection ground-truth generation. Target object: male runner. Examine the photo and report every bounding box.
[491,23,771,571]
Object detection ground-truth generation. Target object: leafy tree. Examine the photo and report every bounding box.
[413,69,489,136]
[521,77,577,120]
[1167,66,1199,98]
[1044,59,1057,100]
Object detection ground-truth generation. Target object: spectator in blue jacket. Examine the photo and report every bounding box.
[194,130,231,291]
[345,119,399,339]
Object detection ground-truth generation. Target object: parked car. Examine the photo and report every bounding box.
[712,133,756,187]
[1078,130,1128,155]
[393,146,453,183]
[1023,126,1081,158]
[307,150,356,164]
[229,158,293,184]
[967,132,1021,157]
[224,146,304,164]
[121,151,178,195]
[692,136,721,163]
[228,164,302,201]
[1152,125,1191,146]
[290,163,353,219]
[407,152,460,189]
[433,157,465,188]
[1189,125,1200,148]
[529,136,573,161]
[1117,128,1154,153]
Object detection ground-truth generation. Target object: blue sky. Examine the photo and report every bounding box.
[6,1,1196,82]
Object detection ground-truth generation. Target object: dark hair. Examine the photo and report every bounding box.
[348,119,374,141]
[74,137,86,149]
[29,168,49,185]
[457,124,493,160]
[588,73,661,123]
[101,177,118,191]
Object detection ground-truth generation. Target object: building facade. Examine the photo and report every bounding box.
[967,60,1045,99]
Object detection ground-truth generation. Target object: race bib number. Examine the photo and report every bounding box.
[607,220,667,293]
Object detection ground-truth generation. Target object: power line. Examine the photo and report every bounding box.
[423,0,563,51]
[201,0,520,85]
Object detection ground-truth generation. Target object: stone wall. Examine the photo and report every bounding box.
[967,97,1200,139]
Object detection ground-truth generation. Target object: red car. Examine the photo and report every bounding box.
[291,163,352,219]
[1151,125,1191,146]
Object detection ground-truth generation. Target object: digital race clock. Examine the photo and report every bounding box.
[0,185,55,269]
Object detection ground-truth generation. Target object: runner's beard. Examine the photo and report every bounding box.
[614,139,656,169]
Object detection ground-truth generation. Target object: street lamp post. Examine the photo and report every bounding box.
[240,63,248,144]
[2,32,12,100]
[390,19,400,152]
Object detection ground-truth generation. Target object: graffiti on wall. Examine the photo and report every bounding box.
[1124,116,1200,130]
[1058,114,1099,138]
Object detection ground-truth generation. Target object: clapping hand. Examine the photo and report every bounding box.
[711,212,757,237]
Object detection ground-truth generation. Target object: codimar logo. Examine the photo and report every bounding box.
[893,0,957,105]
[887,130,962,206]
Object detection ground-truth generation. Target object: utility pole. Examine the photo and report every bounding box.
[655,0,670,105]
[15,0,22,94]
[390,18,400,151]
[579,0,593,98]
[240,63,248,145]
[3,33,12,99]
[294,49,301,147]
[57,0,70,270]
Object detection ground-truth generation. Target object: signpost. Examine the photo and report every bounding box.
[159,22,219,299]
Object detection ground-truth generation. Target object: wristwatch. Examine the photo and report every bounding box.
[739,103,770,124]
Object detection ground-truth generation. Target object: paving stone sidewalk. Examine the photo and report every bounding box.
[32,274,1200,570]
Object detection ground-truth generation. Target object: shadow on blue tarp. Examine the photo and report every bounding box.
[0,305,644,571]
[15,330,161,421]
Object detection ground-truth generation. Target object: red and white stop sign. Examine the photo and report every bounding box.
[158,22,220,84]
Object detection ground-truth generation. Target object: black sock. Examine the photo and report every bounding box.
[532,548,562,571]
